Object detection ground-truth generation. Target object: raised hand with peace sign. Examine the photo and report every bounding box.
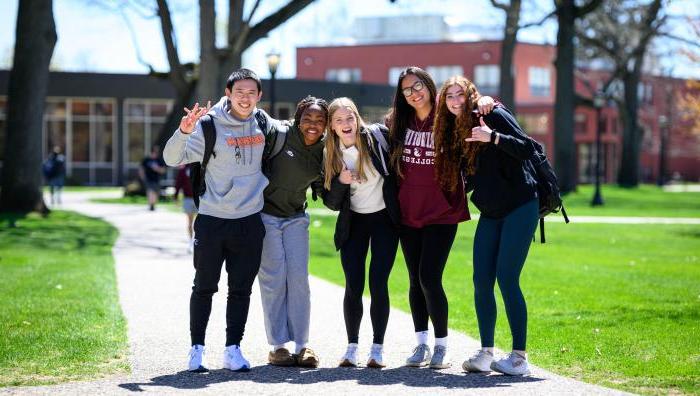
[178,101,212,134]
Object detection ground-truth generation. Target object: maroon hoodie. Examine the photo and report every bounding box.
[398,109,470,228]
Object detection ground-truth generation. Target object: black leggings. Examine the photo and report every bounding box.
[340,210,399,344]
[190,213,265,347]
[400,223,458,338]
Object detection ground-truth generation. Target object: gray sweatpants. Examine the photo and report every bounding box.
[258,212,311,347]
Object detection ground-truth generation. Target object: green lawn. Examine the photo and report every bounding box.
[560,184,700,218]
[0,211,129,387]
[308,214,700,394]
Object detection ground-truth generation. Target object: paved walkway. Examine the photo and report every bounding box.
[4,192,628,395]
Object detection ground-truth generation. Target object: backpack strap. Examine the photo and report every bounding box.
[539,218,546,243]
[198,115,216,196]
[365,124,390,176]
[561,205,570,223]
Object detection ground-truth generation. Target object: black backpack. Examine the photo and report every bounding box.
[528,138,569,243]
[191,110,286,208]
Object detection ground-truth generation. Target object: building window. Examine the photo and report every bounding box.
[38,97,117,184]
[426,65,464,86]
[529,67,551,97]
[124,99,173,166]
[518,113,548,135]
[325,68,361,83]
[474,65,499,96]
[388,66,410,86]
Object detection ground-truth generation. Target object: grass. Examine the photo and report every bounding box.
[0,211,129,387]
[307,213,700,394]
[560,184,700,218]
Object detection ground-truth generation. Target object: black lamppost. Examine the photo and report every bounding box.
[266,52,280,118]
[591,90,605,206]
[657,114,668,186]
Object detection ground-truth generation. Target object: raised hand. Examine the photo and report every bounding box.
[179,101,211,134]
[339,165,354,184]
[476,95,495,115]
[465,117,493,143]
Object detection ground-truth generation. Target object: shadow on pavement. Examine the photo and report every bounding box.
[118,365,544,392]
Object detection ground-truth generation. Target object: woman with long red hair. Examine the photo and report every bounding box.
[434,75,539,376]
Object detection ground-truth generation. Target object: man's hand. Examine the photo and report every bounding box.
[179,102,211,134]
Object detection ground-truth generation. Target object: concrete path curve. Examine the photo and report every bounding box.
[4,191,628,395]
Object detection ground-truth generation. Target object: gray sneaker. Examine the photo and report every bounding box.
[429,345,451,369]
[405,344,431,367]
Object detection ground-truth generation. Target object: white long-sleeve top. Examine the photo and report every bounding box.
[341,143,385,214]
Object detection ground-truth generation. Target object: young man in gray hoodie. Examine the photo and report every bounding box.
[163,68,284,372]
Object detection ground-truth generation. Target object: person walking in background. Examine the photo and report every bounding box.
[257,96,328,368]
[140,145,166,211]
[163,68,284,373]
[43,145,66,206]
[323,97,401,369]
[174,164,197,253]
[386,67,493,369]
[433,75,538,376]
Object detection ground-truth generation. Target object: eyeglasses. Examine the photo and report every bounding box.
[402,81,424,97]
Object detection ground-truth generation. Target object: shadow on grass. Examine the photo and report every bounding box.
[119,365,543,392]
[0,214,115,252]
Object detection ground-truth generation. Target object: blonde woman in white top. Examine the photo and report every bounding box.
[322,97,401,369]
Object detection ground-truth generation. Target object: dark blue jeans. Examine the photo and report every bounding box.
[473,199,539,350]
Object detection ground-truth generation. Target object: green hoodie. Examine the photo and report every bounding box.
[262,125,324,218]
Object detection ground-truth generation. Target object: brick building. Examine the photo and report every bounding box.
[297,40,700,183]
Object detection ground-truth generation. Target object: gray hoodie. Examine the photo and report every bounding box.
[163,96,282,219]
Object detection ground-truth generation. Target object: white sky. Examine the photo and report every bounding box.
[0,0,697,79]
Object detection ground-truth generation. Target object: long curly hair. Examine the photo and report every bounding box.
[323,97,373,189]
[433,76,486,191]
[386,67,437,178]
[293,95,329,127]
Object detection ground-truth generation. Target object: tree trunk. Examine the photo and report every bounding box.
[617,70,643,187]
[553,0,577,193]
[0,0,56,214]
[499,0,521,110]
[197,0,218,104]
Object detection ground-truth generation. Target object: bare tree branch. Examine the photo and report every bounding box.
[119,6,157,72]
[575,0,604,18]
[519,10,555,29]
[228,0,245,45]
[155,0,188,95]
[489,0,509,11]
[243,0,315,50]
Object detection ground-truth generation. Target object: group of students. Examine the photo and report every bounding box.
[163,66,539,377]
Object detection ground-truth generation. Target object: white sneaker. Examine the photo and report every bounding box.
[223,345,251,372]
[490,352,531,376]
[187,344,207,372]
[367,344,385,368]
[339,344,358,367]
[462,349,494,372]
[429,345,451,369]
[405,344,431,367]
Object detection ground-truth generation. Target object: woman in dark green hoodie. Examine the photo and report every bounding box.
[257,96,328,368]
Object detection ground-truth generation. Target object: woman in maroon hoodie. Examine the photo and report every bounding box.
[386,67,493,369]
